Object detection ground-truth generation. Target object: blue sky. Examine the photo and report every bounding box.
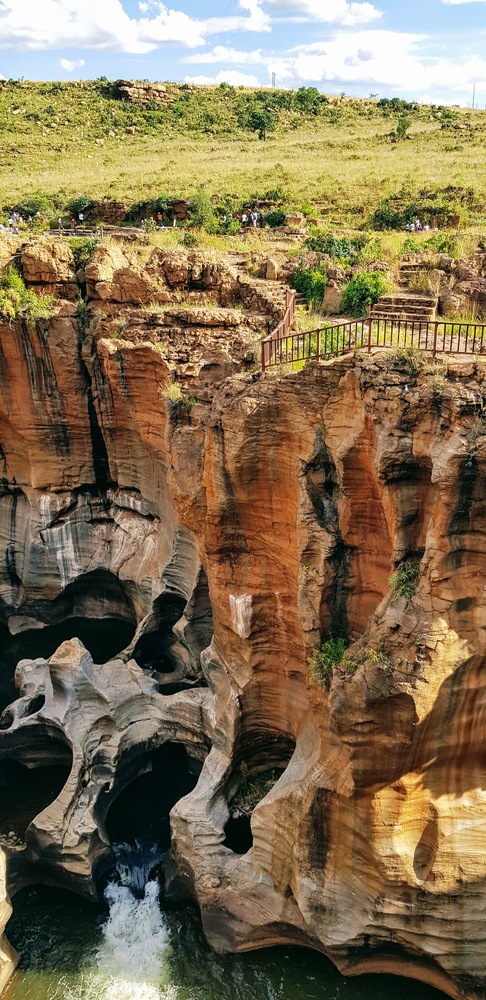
[0,0,485,105]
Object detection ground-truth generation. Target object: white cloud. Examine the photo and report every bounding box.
[184,70,261,86]
[59,57,85,71]
[182,45,265,65]
[0,0,269,54]
[269,30,486,92]
[263,0,381,25]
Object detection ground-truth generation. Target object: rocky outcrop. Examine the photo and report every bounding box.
[401,251,486,319]
[113,80,177,106]
[0,239,485,999]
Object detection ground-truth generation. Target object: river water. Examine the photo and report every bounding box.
[4,878,446,1000]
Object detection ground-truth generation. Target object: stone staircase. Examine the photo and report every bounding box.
[369,258,438,324]
[225,257,290,322]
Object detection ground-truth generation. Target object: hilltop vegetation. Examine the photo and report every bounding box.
[1,78,486,228]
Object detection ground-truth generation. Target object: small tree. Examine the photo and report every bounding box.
[189,187,217,230]
[393,114,411,141]
[247,107,275,140]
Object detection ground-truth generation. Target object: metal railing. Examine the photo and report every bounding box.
[261,316,486,370]
[261,289,296,371]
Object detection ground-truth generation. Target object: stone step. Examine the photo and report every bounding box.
[376,306,436,315]
[372,301,436,312]
[371,292,436,312]
[380,293,437,305]
[369,311,436,323]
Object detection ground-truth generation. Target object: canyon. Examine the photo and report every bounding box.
[0,236,485,1000]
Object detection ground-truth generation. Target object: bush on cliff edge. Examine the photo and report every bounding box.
[341,271,389,317]
[0,267,54,326]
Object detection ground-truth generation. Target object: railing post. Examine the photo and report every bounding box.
[316,327,320,362]
[261,338,266,372]
[432,321,438,358]
[367,318,372,353]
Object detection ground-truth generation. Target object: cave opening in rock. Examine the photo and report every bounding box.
[224,731,296,856]
[223,815,253,854]
[133,593,186,674]
[0,753,72,842]
[0,571,138,713]
[104,741,201,852]
[5,618,135,672]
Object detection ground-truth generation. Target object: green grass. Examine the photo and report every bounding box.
[390,560,420,600]
[2,80,486,228]
[309,637,346,688]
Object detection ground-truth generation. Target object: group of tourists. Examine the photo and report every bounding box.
[405,218,439,232]
[0,211,24,233]
[238,209,260,228]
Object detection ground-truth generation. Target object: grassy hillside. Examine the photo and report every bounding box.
[2,79,486,227]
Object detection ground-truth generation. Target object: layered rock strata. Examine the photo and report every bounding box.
[0,239,485,1000]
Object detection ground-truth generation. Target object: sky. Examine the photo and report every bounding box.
[0,0,486,105]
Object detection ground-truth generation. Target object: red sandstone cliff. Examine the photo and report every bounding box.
[0,238,485,999]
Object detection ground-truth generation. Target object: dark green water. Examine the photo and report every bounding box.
[4,884,446,1000]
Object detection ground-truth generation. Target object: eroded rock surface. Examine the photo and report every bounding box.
[0,240,485,1000]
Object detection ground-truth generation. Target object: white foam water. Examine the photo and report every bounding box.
[96,879,170,984]
[60,876,177,1000]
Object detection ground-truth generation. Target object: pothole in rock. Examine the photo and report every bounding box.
[0,753,72,845]
[224,734,296,855]
[103,741,202,853]
[133,593,207,693]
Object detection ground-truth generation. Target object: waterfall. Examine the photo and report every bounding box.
[96,879,169,983]
[111,840,162,900]
[88,839,170,997]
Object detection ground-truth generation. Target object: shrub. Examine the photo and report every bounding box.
[341,271,389,316]
[265,209,286,228]
[189,187,217,230]
[292,266,327,306]
[371,198,418,231]
[309,636,346,688]
[181,230,198,247]
[66,194,93,217]
[231,763,282,815]
[13,195,57,218]
[0,267,54,326]
[371,200,403,230]
[393,114,411,141]
[69,237,99,269]
[303,230,379,267]
[390,559,420,600]
[164,381,183,403]
[403,236,422,253]
[389,345,424,375]
[425,232,457,254]
[295,86,322,115]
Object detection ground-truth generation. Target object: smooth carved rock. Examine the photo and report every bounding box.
[0,638,212,895]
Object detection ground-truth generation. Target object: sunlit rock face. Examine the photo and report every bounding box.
[0,240,485,1000]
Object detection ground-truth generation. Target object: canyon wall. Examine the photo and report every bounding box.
[0,239,485,999]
